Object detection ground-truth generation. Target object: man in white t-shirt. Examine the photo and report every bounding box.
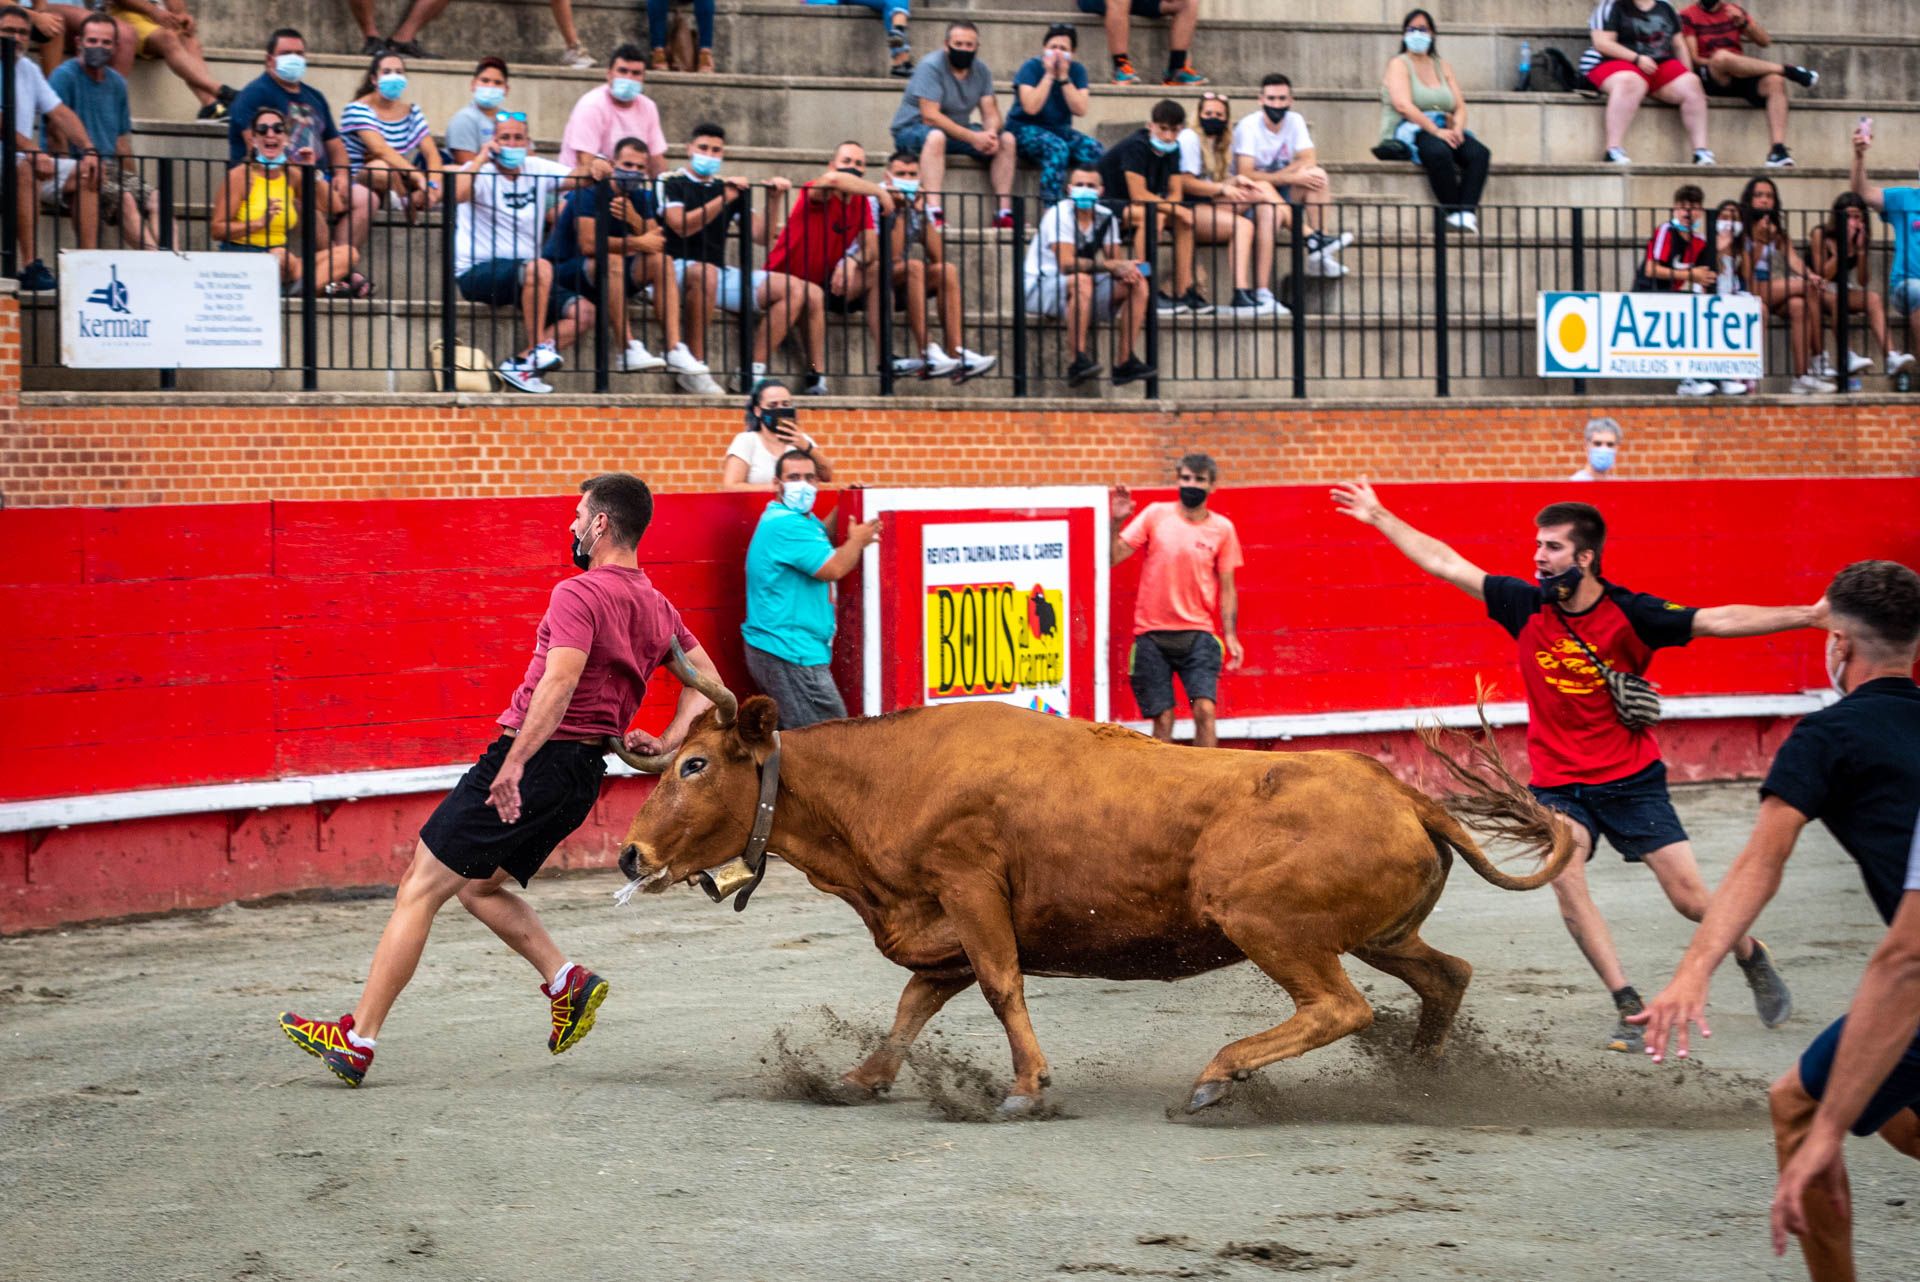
[1023,163,1152,389]
[1232,72,1351,278]
[3,5,96,293]
[451,112,609,393]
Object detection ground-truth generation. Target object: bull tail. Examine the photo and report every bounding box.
[1414,682,1575,892]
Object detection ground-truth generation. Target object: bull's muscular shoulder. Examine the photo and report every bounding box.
[1087,722,1161,746]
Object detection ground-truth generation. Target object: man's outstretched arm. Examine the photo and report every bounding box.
[1693,598,1828,638]
[1331,478,1489,600]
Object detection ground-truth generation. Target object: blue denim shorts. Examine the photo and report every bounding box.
[893,121,988,160]
[1891,277,1920,317]
[1798,1015,1920,1136]
[1128,630,1222,718]
[1528,760,1689,861]
[456,257,580,322]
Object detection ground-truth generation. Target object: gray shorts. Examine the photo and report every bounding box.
[743,642,847,729]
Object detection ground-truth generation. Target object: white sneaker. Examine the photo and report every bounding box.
[1808,353,1838,379]
[1693,149,1716,166]
[529,341,564,372]
[1886,350,1916,374]
[1676,378,1717,396]
[953,347,997,382]
[498,359,552,394]
[560,45,593,69]
[1718,380,1748,395]
[1445,211,1479,233]
[1846,349,1873,374]
[665,342,708,375]
[1254,287,1290,317]
[1604,147,1631,165]
[1302,254,1346,279]
[891,354,928,376]
[923,343,963,378]
[618,340,666,373]
[675,369,726,395]
[1792,373,1836,395]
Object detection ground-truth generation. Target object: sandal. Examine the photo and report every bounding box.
[323,272,374,299]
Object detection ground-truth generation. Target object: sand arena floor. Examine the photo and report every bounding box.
[2,781,1915,1281]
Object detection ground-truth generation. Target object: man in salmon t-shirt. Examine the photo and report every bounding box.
[278,473,726,1088]
[1333,480,1824,1057]
[1111,453,1245,747]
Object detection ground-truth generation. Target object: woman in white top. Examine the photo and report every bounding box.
[721,380,836,490]
[343,51,445,225]
[1176,92,1286,314]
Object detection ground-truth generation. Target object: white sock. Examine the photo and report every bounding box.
[346,1028,375,1050]
[548,962,574,992]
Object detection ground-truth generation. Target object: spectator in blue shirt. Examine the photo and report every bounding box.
[741,443,877,728]
[542,135,710,379]
[227,27,377,255]
[1851,122,1920,372]
[39,10,123,250]
[1007,23,1103,206]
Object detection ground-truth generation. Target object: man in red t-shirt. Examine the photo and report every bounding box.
[1334,480,1824,1054]
[1678,2,1817,168]
[1111,453,1245,747]
[765,140,896,396]
[279,473,725,1088]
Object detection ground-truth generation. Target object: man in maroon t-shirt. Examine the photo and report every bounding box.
[279,473,725,1087]
[766,141,895,379]
[1334,481,1824,1054]
[1678,2,1817,168]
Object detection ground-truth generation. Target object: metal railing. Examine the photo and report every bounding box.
[1,47,1883,398]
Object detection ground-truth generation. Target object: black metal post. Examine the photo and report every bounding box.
[1010,195,1027,397]
[593,177,611,394]
[1142,200,1160,399]
[1834,215,1852,395]
[1570,207,1587,396]
[158,159,175,389]
[439,166,456,392]
[1288,201,1306,399]
[1432,205,1451,397]
[876,207,894,396]
[299,162,317,391]
[735,185,754,388]
[2,36,16,280]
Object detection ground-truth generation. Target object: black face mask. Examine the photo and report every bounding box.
[758,404,798,432]
[571,520,601,572]
[835,165,864,177]
[946,47,976,72]
[1538,564,1583,603]
[1199,116,1227,137]
[1178,485,1208,510]
[1262,104,1288,125]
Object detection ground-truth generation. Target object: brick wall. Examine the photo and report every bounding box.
[1,388,1916,506]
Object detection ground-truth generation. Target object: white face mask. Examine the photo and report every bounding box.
[780,480,818,514]
[1716,219,1740,236]
[1826,635,1850,696]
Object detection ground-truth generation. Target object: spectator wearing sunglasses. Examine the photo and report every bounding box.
[212,105,361,294]
[1379,9,1491,233]
[1007,23,1102,207]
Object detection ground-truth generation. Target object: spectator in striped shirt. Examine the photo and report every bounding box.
[342,50,445,224]
[1678,2,1816,169]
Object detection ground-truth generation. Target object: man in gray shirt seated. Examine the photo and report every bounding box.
[887,20,1014,229]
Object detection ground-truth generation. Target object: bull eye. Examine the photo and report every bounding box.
[679,756,708,779]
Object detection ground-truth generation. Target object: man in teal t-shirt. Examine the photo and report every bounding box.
[741,449,879,727]
[1852,127,1920,368]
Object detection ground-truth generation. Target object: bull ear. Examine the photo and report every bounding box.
[737,694,780,762]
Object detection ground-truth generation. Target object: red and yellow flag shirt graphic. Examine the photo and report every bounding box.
[1483,575,1697,787]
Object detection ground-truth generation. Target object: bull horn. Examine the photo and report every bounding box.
[601,639,740,773]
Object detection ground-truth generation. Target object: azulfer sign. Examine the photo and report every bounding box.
[1538,290,1764,380]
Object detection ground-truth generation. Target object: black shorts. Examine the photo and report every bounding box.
[1697,65,1768,106]
[1529,760,1689,862]
[419,734,607,887]
[1799,1015,1920,1136]
[1128,629,1223,719]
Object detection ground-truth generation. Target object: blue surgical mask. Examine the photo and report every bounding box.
[1068,185,1100,209]
[1587,444,1617,473]
[1149,134,1179,155]
[273,53,306,83]
[780,481,818,514]
[496,145,526,169]
[255,150,286,168]
[377,74,408,101]
[892,176,920,198]
[473,85,506,110]
[609,76,643,103]
[689,152,722,178]
[1403,29,1433,54]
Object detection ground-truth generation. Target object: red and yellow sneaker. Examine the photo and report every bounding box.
[279,1010,373,1087]
[541,966,609,1055]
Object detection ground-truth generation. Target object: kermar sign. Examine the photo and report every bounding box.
[60,250,281,369]
[1537,290,1763,380]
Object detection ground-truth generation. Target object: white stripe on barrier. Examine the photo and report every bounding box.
[0,692,1832,835]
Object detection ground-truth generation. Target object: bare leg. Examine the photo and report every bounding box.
[1602,73,1648,152]
[1654,76,1711,151]
[391,0,455,44]
[1170,207,1196,295]
[682,261,714,361]
[1641,840,1754,961]
[989,131,1016,213]
[1120,273,1148,360]
[918,131,948,211]
[147,29,222,105]
[1150,708,1176,741]
[349,0,379,39]
[839,972,977,1095]
[456,868,566,983]
[553,296,596,355]
[1546,820,1632,993]
[1191,696,1217,748]
[350,842,469,1038]
[648,253,682,349]
[1771,1068,1857,1282]
[934,261,964,350]
[1760,74,1789,147]
[1166,0,1199,51]
[1103,8,1130,60]
[15,158,37,264]
[548,0,582,49]
[901,259,928,351]
[1066,271,1093,355]
[521,256,555,352]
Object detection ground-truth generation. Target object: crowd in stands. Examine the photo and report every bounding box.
[0,2,1911,395]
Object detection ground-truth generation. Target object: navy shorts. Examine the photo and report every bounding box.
[1078,0,1168,18]
[456,257,582,323]
[1529,759,1689,861]
[552,254,645,298]
[1798,1015,1920,1136]
[420,734,607,887]
[1129,629,1222,719]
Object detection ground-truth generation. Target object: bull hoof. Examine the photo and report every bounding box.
[1185,1080,1232,1113]
[997,1094,1039,1118]
[828,1076,889,1106]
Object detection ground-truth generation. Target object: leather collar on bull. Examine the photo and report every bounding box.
[689,733,781,911]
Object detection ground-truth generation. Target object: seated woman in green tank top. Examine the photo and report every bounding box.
[1378,9,1492,233]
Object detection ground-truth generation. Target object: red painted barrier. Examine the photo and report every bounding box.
[3,478,1915,932]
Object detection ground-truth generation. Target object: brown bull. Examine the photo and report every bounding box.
[613,661,1574,1117]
